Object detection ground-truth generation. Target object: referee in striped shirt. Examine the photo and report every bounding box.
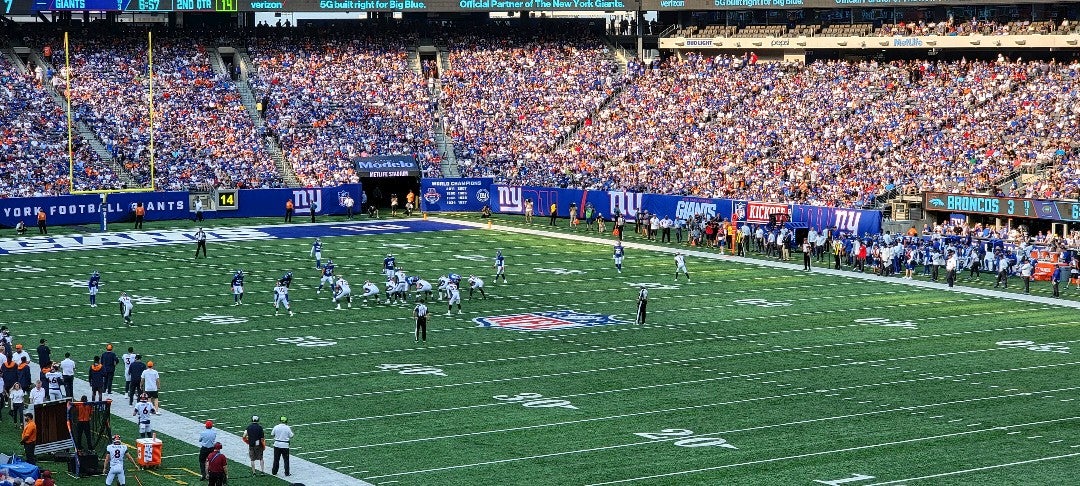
[194,228,207,259]
[413,302,429,343]
[636,287,648,325]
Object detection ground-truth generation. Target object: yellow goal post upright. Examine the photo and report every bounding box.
[64,31,157,232]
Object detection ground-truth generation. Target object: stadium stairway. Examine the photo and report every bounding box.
[217,47,301,188]
[18,47,139,189]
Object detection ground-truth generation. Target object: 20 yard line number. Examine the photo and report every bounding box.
[633,429,737,449]
[378,363,446,376]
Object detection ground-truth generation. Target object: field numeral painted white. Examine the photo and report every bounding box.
[632,428,736,449]
[853,317,918,330]
[493,392,577,409]
[2,265,45,273]
[382,243,423,250]
[733,298,792,308]
[534,268,585,275]
[59,279,92,288]
[192,313,249,325]
[277,336,337,347]
[378,363,446,376]
[813,473,875,486]
[454,254,489,262]
[130,295,171,305]
[996,340,1070,354]
[629,282,679,290]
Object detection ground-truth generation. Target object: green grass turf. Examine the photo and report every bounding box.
[0,215,1077,485]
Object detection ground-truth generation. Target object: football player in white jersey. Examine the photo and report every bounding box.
[333,277,352,310]
[445,282,462,315]
[394,268,407,285]
[361,280,380,304]
[413,277,433,302]
[468,276,486,300]
[436,275,451,301]
[674,252,690,281]
[273,280,294,317]
[133,392,156,438]
[104,434,138,485]
[118,292,134,326]
[393,277,409,303]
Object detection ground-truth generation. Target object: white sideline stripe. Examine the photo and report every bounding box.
[863,452,1080,485]
[434,217,1080,309]
[581,417,1080,486]
[55,354,374,484]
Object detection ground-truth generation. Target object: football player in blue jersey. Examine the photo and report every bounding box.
[231,270,245,305]
[88,270,101,307]
[383,254,397,279]
[281,271,294,288]
[310,238,323,269]
[613,244,624,273]
[448,273,462,286]
[317,259,335,294]
[492,250,507,283]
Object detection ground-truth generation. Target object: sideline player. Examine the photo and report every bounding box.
[104,434,139,486]
[636,286,648,325]
[360,280,380,304]
[613,244,624,273]
[89,270,101,307]
[333,276,352,310]
[273,280,294,317]
[317,259,335,294]
[133,392,155,438]
[674,252,690,281]
[231,270,245,305]
[310,238,323,269]
[118,292,134,326]
[446,281,462,315]
[468,276,486,300]
[492,250,507,283]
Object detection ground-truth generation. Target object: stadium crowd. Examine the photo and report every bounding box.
[0,52,122,196]
[247,31,443,186]
[441,27,622,183]
[4,24,1080,208]
[59,32,280,191]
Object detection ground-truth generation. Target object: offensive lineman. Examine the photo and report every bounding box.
[133,392,155,438]
[231,270,245,306]
[437,275,451,301]
[468,276,486,300]
[310,238,323,269]
[360,280,380,304]
[273,280,294,317]
[393,276,410,304]
[446,281,462,315]
[613,244,624,273]
[413,277,433,302]
[492,250,507,283]
[89,270,101,307]
[104,434,139,486]
[317,259,335,294]
[674,252,690,281]
[333,276,352,310]
[118,292,134,326]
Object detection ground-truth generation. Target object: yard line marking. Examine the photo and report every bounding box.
[368,415,1080,482]
[862,452,1080,485]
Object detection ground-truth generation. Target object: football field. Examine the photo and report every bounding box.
[1,216,1078,485]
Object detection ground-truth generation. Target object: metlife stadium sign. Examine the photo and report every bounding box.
[354,156,420,178]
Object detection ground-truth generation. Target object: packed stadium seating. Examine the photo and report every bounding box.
[247,30,441,186]
[0,52,123,196]
[58,32,280,191]
[442,26,622,183]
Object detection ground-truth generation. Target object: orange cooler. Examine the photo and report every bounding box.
[136,438,163,468]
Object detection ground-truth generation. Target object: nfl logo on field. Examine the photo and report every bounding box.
[475,310,625,331]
